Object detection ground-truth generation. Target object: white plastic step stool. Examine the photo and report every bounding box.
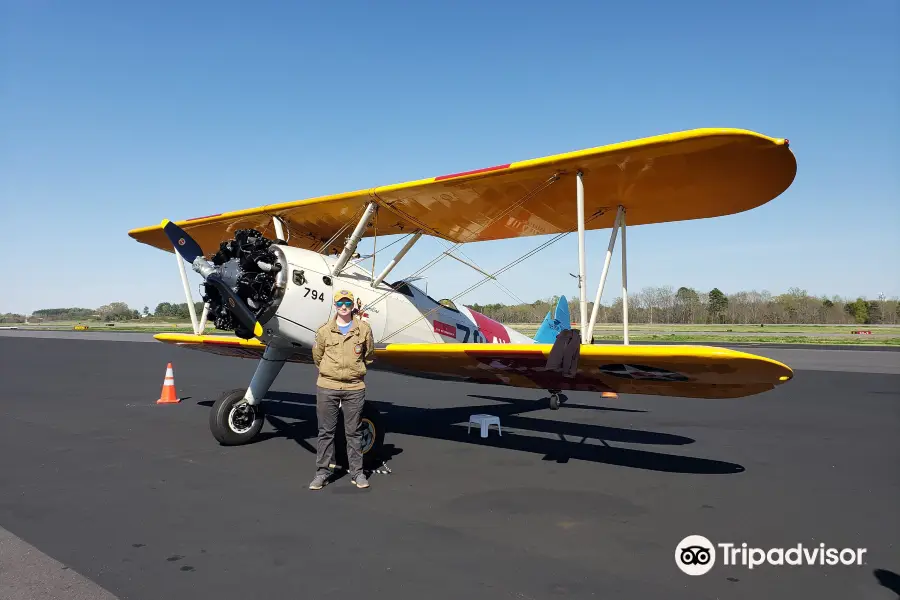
[467,414,502,438]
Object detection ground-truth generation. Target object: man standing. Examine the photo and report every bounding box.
[309,289,375,490]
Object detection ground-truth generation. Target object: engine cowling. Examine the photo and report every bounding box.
[201,229,287,339]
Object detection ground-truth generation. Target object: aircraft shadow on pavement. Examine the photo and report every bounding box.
[874,569,900,596]
[235,390,746,475]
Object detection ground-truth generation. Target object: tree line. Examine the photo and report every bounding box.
[2,301,205,323]
[469,287,900,325]
[4,287,898,325]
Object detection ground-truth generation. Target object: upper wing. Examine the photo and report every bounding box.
[154,333,793,399]
[373,128,795,243]
[128,128,795,254]
[128,189,377,256]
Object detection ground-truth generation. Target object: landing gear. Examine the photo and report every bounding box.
[360,403,384,455]
[548,389,567,410]
[336,402,386,464]
[208,386,387,461]
[209,344,288,445]
[206,346,388,458]
[209,388,267,445]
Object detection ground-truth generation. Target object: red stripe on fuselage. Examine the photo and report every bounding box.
[467,309,511,343]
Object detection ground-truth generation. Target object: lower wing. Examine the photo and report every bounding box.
[154,334,792,399]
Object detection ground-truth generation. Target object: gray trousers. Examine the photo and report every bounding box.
[315,386,365,478]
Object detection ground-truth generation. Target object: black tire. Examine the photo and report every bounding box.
[209,388,266,446]
[550,393,561,410]
[360,402,385,457]
[335,402,385,467]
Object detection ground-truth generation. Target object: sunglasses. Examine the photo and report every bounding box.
[335,300,354,308]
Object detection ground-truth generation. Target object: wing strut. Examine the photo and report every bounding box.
[585,206,622,343]
[379,216,594,343]
[272,216,286,241]
[174,244,200,335]
[576,171,588,342]
[621,207,629,344]
[363,173,561,316]
[583,205,629,345]
[371,231,423,287]
[333,201,378,276]
[198,302,210,334]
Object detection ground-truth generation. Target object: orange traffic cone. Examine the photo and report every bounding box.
[157,362,181,404]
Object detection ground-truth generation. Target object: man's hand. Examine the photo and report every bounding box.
[312,329,324,366]
[364,326,375,365]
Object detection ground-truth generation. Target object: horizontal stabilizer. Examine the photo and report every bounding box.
[533,295,571,343]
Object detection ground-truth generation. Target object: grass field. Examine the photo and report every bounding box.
[584,323,900,334]
[3,321,203,334]
[554,333,900,345]
[5,320,899,346]
[507,323,900,345]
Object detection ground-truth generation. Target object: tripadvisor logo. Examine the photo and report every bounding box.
[675,535,867,575]
[676,535,716,576]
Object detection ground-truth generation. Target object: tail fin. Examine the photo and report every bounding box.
[533,296,571,343]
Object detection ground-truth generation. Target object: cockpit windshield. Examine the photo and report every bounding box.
[389,280,458,311]
[388,280,414,297]
[438,299,459,311]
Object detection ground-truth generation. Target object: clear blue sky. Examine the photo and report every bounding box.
[2,0,898,316]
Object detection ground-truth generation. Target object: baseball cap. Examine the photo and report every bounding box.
[334,289,354,303]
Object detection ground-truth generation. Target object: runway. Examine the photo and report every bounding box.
[1,332,898,599]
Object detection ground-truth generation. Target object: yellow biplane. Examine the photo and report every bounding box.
[128,127,796,455]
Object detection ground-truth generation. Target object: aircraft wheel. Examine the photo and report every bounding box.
[336,402,386,467]
[360,403,385,457]
[549,393,561,410]
[209,388,266,446]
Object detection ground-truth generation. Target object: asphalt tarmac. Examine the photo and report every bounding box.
[0,332,898,599]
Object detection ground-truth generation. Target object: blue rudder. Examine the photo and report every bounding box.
[533,296,571,343]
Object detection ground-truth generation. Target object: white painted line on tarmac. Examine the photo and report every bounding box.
[0,525,120,600]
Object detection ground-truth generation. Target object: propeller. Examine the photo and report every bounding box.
[162,219,205,264]
[161,219,264,338]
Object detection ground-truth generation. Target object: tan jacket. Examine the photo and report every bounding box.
[312,316,376,390]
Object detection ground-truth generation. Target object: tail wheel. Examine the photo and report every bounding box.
[548,390,566,410]
[209,388,266,446]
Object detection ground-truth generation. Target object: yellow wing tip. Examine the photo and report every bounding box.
[155,332,199,343]
[128,224,157,236]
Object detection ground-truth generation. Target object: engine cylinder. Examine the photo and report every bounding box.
[202,229,287,338]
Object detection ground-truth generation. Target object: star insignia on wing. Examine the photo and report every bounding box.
[598,364,689,382]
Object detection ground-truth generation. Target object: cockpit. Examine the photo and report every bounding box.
[388,280,459,312]
[438,298,459,311]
